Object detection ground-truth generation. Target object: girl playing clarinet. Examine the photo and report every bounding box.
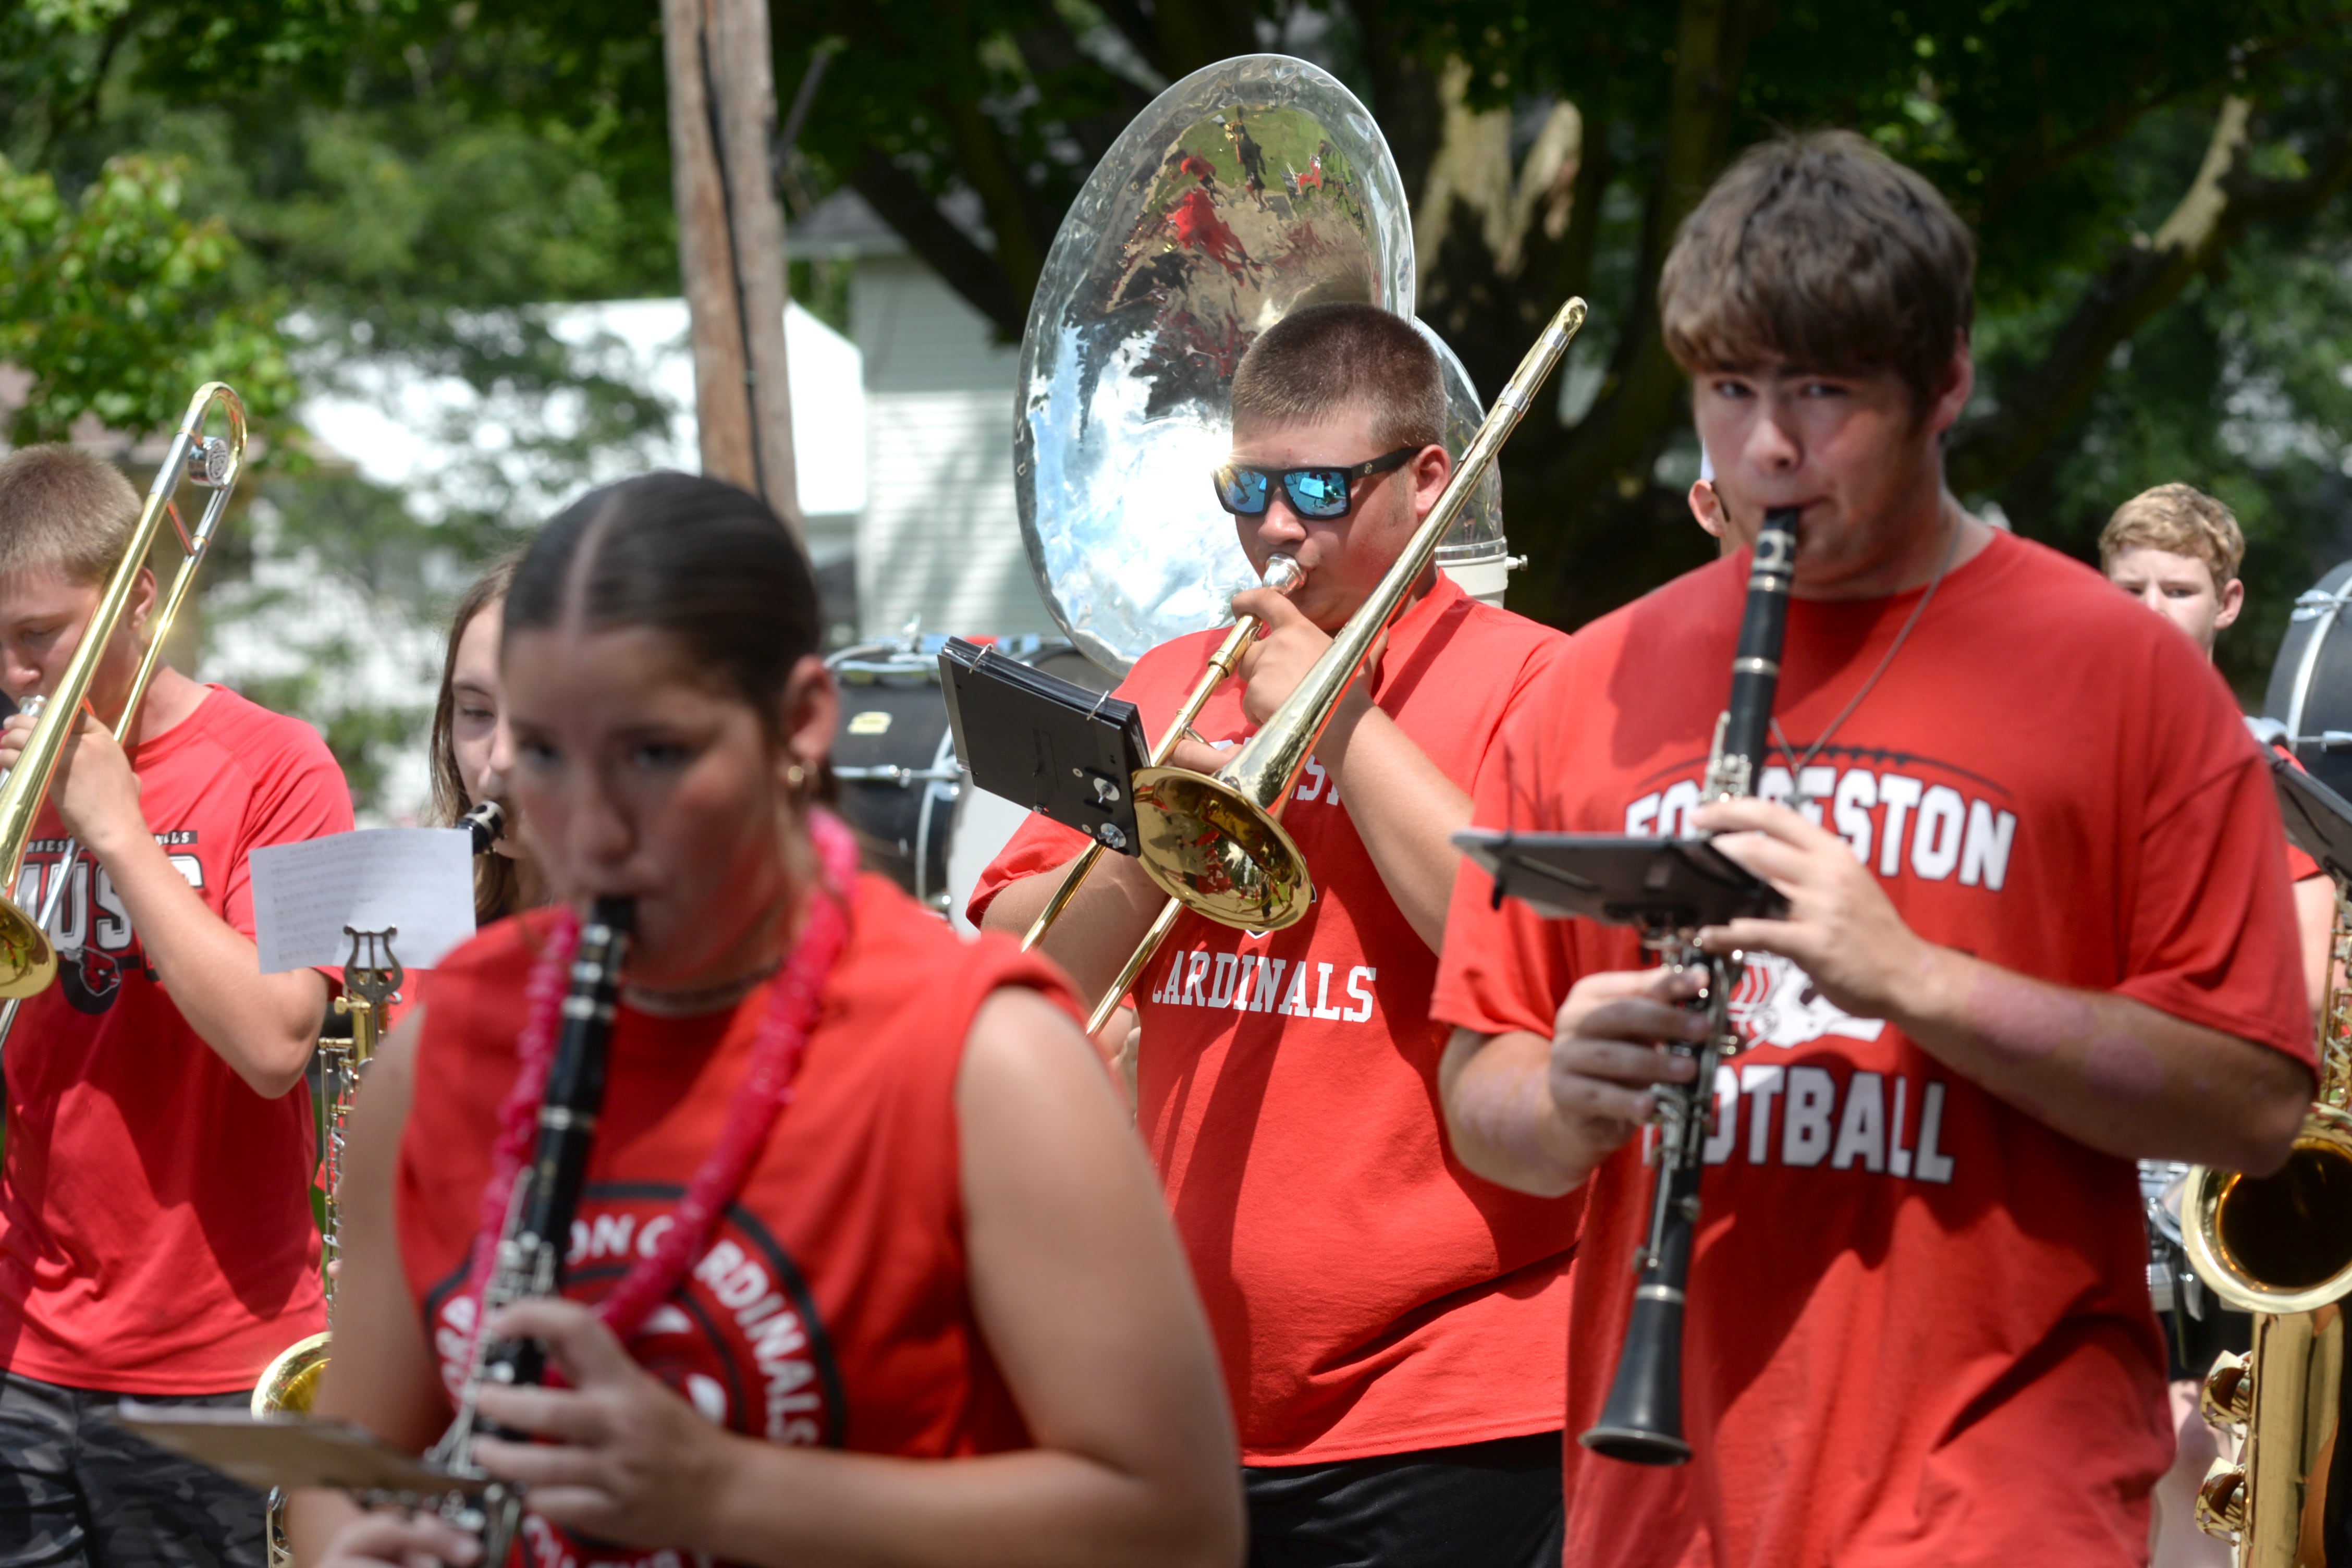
[290,472,1241,1568]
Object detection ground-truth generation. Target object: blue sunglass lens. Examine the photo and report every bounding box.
[1217,467,1271,513]
[1285,470,1349,518]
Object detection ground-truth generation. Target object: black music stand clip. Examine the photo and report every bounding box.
[939,639,1149,854]
[1452,829,1787,933]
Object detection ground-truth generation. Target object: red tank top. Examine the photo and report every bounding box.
[398,875,1079,1566]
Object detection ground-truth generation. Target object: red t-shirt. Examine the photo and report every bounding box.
[1431,530,2313,1567]
[0,686,352,1393]
[970,574,1579,1464]
[399,876,1077,1568]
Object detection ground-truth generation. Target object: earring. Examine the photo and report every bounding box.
[785,761,809,790]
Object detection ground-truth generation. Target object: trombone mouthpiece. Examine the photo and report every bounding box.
[1263,554,1303,594]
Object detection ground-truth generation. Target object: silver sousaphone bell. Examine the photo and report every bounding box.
[1012,51,1511,679]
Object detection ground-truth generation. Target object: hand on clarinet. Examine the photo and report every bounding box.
[308,1507,481,1568]
[1544,968,1705,1166]
[467,1297,734,1554]
[1691,796,1927,1021]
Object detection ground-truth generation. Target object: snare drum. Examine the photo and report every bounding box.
[829,635,1111,916]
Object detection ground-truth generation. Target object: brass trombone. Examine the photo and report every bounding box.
[0,382,246,1002]
[1069,297,1587,1035]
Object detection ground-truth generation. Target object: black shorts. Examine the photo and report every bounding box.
[1243,1430,1564,1568]
[0,1371,264,1567]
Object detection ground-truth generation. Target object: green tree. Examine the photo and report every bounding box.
[0,153,295,443]
[12,0,2352,700]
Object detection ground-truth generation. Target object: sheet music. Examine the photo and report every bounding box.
[249,828,476,973]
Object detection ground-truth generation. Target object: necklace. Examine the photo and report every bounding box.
[455,808,859,1348]
[624,958,784,1018]
[1770,505,1963,808]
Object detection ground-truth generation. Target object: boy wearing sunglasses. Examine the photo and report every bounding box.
[972,302,1575,1568]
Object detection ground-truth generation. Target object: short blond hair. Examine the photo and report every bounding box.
[2099,483,2244,588]
[0,447,140,586]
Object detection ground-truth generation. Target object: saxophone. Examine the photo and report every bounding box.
[250,926,401,1566]
[2183,885,2352,1567]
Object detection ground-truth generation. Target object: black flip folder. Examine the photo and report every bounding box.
[939,639,1150,853]
[1452,829,1787,930]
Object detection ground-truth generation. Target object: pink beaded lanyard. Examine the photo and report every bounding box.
[452,809,858,1350]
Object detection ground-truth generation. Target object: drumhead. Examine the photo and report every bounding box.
[829,636,1114,918]
[2263,561,2352,798]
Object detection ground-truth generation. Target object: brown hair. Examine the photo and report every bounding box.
[2099,483,2245,587]
[1230,303,1446,450]
[1659,130,1976,413]
[428,552,532,923]
[508,472,825,720]
[0,446,141,585]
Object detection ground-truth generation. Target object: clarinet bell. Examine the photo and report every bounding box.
[1579,1283,1694,1466]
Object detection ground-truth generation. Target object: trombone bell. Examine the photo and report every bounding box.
[0,902,56,999]
[1129,767,1310,932]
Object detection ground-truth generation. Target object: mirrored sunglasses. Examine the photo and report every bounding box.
[1212,446,1417,520]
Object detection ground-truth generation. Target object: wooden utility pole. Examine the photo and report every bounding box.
[661,0,802,537]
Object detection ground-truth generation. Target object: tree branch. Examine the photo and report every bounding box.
[930,87,1049,306]
[1974,20,2346,227]
[849,151,1026,338]
[1011,12,1152,169]
[1143,0,1258,81]
[1519,0,1755,621]
[1091,0,1159,67]
[1343,0,1443,210]
[1947,96,2352,497]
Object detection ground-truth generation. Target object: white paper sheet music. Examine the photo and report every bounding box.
[249,829,476,973]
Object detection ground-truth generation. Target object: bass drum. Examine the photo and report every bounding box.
[829,636,1112,919]
[2264,560,2352,799]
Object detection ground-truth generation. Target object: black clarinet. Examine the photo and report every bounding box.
[430,896,633,1557]
[459,799,507,856]
[1581,505,1798,1467]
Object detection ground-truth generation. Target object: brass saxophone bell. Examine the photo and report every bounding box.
[252,1331,332,1419]
[2185,1106,2352,1316]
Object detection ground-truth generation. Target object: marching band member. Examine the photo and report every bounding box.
[289,473,1239,1568]
[1432,132,2314,1567]
[973,304,1576,1568]
[2099,483,2330,1568]
[0,445,354,1564]
[2099,484,2333,1011]
[427,553,540,925]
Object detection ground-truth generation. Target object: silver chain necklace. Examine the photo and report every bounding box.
[1770,505,1963,809]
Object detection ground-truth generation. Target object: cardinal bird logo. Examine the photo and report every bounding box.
[58,946,122,1015]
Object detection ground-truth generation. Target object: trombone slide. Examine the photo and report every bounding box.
[0,384,244,1000]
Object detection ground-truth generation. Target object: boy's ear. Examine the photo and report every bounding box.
[1687,481,1725,540]
[2215,575,2246,632]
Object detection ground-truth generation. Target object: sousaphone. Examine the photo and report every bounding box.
[1013,52,1508,678]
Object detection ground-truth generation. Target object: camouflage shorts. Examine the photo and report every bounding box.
[0,1372,263,1567]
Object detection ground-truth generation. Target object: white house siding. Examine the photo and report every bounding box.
[853,256,1058,640]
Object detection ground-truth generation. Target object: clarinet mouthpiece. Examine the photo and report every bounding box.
[462,800,506,856]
